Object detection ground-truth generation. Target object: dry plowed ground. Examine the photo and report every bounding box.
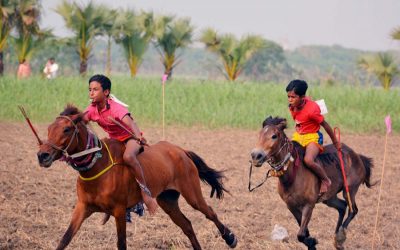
[1,122,399,249]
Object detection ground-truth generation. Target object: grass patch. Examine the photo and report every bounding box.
[1,76,398,133]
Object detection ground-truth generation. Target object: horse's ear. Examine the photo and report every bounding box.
[277,118,287,130]
[262,116,273,127]
[71,113,83,124]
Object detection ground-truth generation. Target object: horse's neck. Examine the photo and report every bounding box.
[277,142,299,188]
[76,125,89,152]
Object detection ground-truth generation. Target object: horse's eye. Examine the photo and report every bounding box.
[272,134,278,140]
[63,127,71,134]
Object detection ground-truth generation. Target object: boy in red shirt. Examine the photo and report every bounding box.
[286,79,341,195]
[84,74,157,215]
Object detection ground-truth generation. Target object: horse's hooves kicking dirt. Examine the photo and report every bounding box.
[334,227,347,249]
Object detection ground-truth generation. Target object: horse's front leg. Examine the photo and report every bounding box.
[298,204,318,250]
[56,202,92,250]
[113,206,127,250]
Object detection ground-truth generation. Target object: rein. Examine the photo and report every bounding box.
[266,137,292,171]
[45,116,119,180]
[45,116,102,161]
[44,116,80,158]
[248,160,273,192]
[248,137,298,192]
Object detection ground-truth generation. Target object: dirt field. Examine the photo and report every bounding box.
[0,122,399,250]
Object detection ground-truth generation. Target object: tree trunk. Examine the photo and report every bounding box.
[106,37,111,76]
[0,52,4,76]
[80,60,88,76]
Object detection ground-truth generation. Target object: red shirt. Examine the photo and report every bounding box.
[85,98,132,141]
[289,97,324,134]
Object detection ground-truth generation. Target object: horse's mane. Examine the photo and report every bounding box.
[60,104,82,116]
[262,116,287,129]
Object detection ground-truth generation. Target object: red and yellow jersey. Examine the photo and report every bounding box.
[84,98,133,142]
[289,97,324,134]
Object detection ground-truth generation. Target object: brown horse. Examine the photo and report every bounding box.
[36,105,237,250]
[250,116,374,250]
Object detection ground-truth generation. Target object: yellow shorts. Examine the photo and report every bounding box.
[292,132,324,152]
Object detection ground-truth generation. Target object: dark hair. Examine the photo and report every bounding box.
[286,79,308,96]
[89,74,111,95]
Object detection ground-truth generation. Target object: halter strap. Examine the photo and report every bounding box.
[79,140,121,181]
[44,116,79,157]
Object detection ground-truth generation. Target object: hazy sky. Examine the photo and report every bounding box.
[41,0,400,51]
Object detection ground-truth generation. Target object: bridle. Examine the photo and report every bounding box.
[248,126,295,192]
[44,115,103,172]
[266,135,293,171]
[44,115,80,158]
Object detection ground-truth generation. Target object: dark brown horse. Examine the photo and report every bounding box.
[250,117,374,250]
[36,105,237,250]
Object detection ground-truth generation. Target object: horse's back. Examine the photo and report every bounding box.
[319,143,368,189]
[138,141,198,193]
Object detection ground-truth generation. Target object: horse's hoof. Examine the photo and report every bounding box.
[337,227,346,242]
[334,241,345,250]
[304,237,318,249]
[224,232,237,248]
[334,227,346,249]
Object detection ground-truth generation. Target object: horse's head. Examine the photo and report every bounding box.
[250,116,288,167]
[37,105,86,168]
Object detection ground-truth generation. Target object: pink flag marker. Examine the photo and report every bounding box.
[162,74,168,84]
[385,115,392,134]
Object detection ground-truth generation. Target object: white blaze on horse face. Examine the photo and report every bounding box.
[255,126,271,155]
[261,126,278,154]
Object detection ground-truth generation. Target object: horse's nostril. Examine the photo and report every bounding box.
[37,152,50,163]
[251,151,260,160]
[251,150,265,161]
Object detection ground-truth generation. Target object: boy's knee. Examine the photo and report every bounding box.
[303,156,314,167]
[123,153,136,164]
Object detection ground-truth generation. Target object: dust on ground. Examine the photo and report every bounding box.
[0,122,399,249]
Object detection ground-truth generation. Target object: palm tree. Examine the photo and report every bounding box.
[390,26,400,41]
[13,0,51,76]
[55,0,106,76]
[200,28,264,81]
[153,16,193,78]
[114,10,154,77]
[0,0,16,75]
[99,8,117,76]
[358,52,400,90]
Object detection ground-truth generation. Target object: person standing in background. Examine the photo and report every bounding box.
[43,57,59,79]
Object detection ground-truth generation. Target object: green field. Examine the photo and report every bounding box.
[0,76,398,133]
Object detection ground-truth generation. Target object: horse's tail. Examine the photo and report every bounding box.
[185,151,228,199]
[360,154,376,188]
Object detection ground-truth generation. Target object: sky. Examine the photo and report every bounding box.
[41,0,400,51]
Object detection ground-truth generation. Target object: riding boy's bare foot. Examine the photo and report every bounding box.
[143,195,158,215]
[319,178,332,195]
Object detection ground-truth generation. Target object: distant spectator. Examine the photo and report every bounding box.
[17,59,31,79]
[43,57,59,79]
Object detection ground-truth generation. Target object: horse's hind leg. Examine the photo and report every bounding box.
[56,202,92,250]
[180,184,237,248]
[324,196,347,233]
[324,196,347,249]
[157,190,202,250]
[342,187,360,229]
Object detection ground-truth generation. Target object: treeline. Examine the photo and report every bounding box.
[1,1,399,89]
